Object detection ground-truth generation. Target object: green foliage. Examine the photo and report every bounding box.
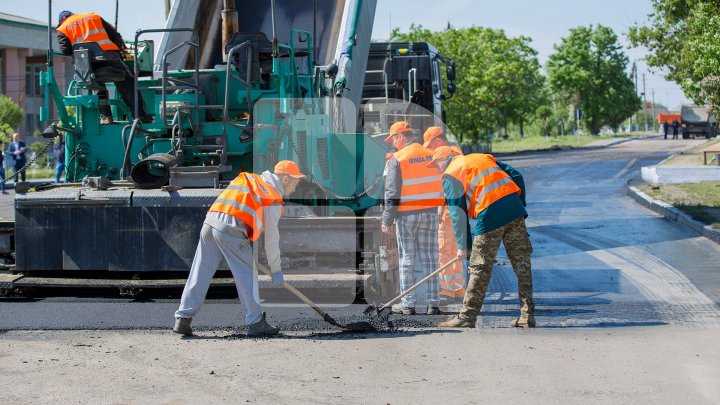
[29,141,50,168]
[391,24,545,142]
[0,95,23,143]
[547,25,640,135]
[629,0,720,109]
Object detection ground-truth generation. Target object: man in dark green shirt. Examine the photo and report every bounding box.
[428,146,535,328]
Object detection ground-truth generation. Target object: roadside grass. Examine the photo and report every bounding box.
[638,181,720,229]
[10,167,56,180]
[491,133,617,153]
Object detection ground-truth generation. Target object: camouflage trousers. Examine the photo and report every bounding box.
[460,217,533,320]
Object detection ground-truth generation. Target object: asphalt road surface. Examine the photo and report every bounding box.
[2,136,720,404]
[1,136,719,333]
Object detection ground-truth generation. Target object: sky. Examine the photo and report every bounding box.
[3,0,691,111]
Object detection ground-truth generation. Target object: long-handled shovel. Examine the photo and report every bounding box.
[255,262,376,332]
[365,257,459,317]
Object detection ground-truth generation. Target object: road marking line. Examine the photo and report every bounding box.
[612,158,637,180]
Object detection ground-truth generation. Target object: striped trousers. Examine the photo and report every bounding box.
[396,211,439,307]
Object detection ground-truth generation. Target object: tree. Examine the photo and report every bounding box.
[547,25,640,135]
[629,0,720,110]
[0,94,23,143]
[391,25,545,142]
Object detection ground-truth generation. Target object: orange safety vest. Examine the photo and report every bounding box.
[444,154,520,219]
[208,173,284,241]
[393,142,443,212]
[56,13,120,52]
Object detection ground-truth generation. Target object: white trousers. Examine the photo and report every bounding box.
[175,223,263,325]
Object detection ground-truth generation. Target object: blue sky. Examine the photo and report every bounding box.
[4,0,690,110]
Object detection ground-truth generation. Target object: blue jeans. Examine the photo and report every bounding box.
[0,167,5,192]
[56,163,65,183]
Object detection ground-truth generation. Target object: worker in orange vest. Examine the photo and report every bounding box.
[428,146,535,328]
[57,11,150,124]
[382,121,444,315]
[174,161,305,336]
[422,126,466,305]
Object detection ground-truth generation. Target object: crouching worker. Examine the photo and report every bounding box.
[174,161,305,336]
[428,147,535,328]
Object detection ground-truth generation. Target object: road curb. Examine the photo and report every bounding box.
[627,185,720,244]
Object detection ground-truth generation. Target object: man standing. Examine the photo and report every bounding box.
[174,160,305,336]
[429,146,535,328]
[382,121,444,315]
[8,133,26,183]
[0,139,5,194]
[672,119,680,140]
[53,135,65,184]
[422,126,466,304]
[56,10,150,124]
[662,121,669,140]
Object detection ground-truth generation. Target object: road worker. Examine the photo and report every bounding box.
[173,161,305,336]
[428,146,535,328]
[56,10,150,124]
[382,121,443,315]
[423,126,466,304]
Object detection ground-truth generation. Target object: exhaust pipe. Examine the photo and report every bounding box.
[221,0,239,62]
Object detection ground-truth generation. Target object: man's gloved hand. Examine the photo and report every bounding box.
[271,271,285,287]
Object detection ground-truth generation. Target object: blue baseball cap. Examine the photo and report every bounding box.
[58,10,73,24]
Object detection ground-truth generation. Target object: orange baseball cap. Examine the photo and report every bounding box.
[422,126,444,147]
[384,121,413,142]
[426,145,461,168]
[274,160,306,178]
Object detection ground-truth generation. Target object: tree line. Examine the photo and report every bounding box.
[391,24,641,142]
[629,0,720,116]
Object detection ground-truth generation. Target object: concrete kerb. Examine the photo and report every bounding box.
[627,185,720,244]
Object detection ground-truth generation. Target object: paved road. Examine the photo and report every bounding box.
[1,136,719,332]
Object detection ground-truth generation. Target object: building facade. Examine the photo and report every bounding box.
[0,12,71,145]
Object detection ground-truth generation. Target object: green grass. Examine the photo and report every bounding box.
[490,133,615,153]
[13,167,56,180]
[638,182,720,229]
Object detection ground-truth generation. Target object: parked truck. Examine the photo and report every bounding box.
[680,105,717,139]
[0,0,456,300]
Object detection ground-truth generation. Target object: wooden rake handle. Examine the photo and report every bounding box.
[379,257,459,311]
[254,262,331,320]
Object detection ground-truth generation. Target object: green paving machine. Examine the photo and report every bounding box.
[4,0,456,299]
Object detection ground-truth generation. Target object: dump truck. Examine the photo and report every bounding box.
[680,105,716,139]
[0,0,456,300]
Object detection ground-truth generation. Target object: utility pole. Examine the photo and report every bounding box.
[629,62,637,132]
[634,63,639,131]
[652,89,656,133]
[643,73,648,132]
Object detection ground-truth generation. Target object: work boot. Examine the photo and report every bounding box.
[510,298,536,328]
[247,312,280,336]
[100,116,114,124]
[438,314,476,328]
[426,306,441,315]
[173,317,192,336]
[391,303,416,315]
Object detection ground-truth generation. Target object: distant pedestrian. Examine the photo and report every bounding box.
[8,133,27,183]
[53,135,65,183]
[672,120,679,140]
[662,121,669,139]
[0,139,5,194]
